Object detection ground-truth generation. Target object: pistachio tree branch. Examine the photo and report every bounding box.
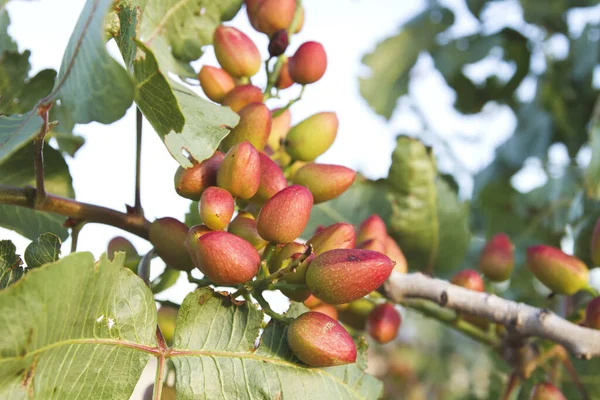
[0,184,151,239]
[383,272,600,359]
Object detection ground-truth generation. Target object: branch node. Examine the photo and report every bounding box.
[439,290,448,306]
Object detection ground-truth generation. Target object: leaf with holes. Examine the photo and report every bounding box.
[0,144,74,240]
[24,232,61,269]
[0,240,24,289]
[0,252,157,399]
[171,288,383,399]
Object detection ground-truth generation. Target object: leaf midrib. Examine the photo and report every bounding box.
[0,338,370,399]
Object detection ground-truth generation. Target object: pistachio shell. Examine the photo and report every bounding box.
[307,223,356,255]
[285,112,338,161]
[198,66,235,103]
[292,163,356,204]
[199,187,235,230]
[217,141,261,199]
[478,233,514,282]
[220,102,272,152]
[222,84,263,113]
[256,185,313,243]
[251,152,288,204]
[288,41,327,84]
[150,218,194,271]
[527,245,589,295]
[174,152,224,201]
[213,25,261,77]
[367,303,401,344]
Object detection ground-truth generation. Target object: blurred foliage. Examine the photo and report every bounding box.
[355,0,600,398]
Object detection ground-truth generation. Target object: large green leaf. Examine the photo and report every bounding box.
[359,7,454,119]
[0,252,157,399]
[387,136,470,273]
[54,0,134,124]
[0,239,23,289]
[115,2,240,167]
[0,144,74,240]
[303,177,392,237]
[171,288,383,399]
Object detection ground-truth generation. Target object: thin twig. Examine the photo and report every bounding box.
[134,108,144,215]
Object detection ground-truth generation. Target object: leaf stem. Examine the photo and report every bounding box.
[134,107,144,215]
[0,184,151,239]
[254,245,312,289]
[153,327,167,400]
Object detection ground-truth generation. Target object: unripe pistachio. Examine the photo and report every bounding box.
[222,84,263,113]
[186,224,212,267]
[356,214,387,244]
[213,25,261,78]
[267,108,291,151]
[199,187,235,230]
[585,296,600,330]
[311,303,338,320]
[269,242,308,273]
[306,249,394,304]
[256,185,313,243]
[220,103,272,152]
[246,0,296,36]
[150,218,194,271]
[228,214,268,250]
[195,231,261,284]
[307,223,356,255]
[288,41,327,84]
[107,236,140,272]
[276,58,294,90]
[287,312,356,367]
[478,233,514,282]
[338,298,376,330]
[198,66,235,103]
[174,151,224,201]
[529,383,567,400]
[268,29,289,57]
[157,306,178,346]
[285,112,338,161]
[591,217,600,265]
[451,269,485,292]
[292,163,357,204]
[367,303,401,344]
[384,236,408,274]
[217,141,261,199]
[303,294,321,308]
[251,152,288,204]
[527,245,589,295]
[357,239,386,253]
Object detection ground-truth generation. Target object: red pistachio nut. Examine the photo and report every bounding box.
[198,66,235,103]
[356,214,388,244]
[478,233,514,282]
[221,84,263,113]
[267,108,291,151]
[276,58,294,90]
[186,224,212,268]
[251,152,288,204]
[227,213,268,250]
[451,269,485,292]
[285,112,338,161]
[287,311,356,367]
[307,222,356,255]
[303,294,322,309]
[384,236,407,274]
[199,187,235,231]
[149,217,194,271]
[288,41,327,84]
[367,303,402,344]
[174,151,224,201]
[292,163,357,204]
[220,102,272,152]
[256,185,313,243]
[213,25,261,78]
[529,383,567,400]
[217,141,261,199]
[306,249,394,304]
[527,245,589,295]
[246,0,296,36]
[195,231,261,285]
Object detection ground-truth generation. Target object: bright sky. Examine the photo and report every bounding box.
[2,0,600,302]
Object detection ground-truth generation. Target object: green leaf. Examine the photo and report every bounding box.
[0,239,24,289]
[387,136,470,273]
[151,268,180,294]
[0,144,74,240]
[24,232,61,269]
[359,7,454,119]
[184,200,201,227]
[0,113,45,163]
[48,101,85,157]
[171,288,383,399]
[0,252,157,399]
[303,177,392,237]
[54,0,134,124]
[0,8,17,53]
[585,101,600,200]
[115,4,239,167]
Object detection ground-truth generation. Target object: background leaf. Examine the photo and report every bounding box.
[171,288,383,399]
[0,252,157,399]
[0,239,23,289]
[0,144,74,240]
[24,232,61,269]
